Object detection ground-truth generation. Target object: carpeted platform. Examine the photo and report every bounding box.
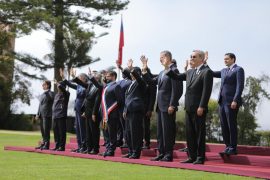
[4,138,270,179]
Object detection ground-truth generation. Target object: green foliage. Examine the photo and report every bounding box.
[242,75,270,115]
[257,131,270,146]
[0,0,129,80]
[3,114,36,131]
[206,99,221,143]
[237,75,270,145]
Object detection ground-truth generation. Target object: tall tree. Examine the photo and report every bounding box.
[0,0,129,81]
[44,19,102,77]
[238,75,270,145]
[0,24,31,128]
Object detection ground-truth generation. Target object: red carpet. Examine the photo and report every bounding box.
[4,138,270,179]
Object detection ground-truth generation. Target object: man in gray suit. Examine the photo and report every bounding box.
[142,51,183,162]
[167,50,213,164]
[35,80,55,150]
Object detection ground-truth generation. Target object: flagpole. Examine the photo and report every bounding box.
[118,68,120,81]
[117,14,124,81]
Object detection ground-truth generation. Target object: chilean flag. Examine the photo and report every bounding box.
[118,16,124,65]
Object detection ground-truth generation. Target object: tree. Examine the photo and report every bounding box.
[238,75,270,145]
[0,24,31,128]
[0,0,129,81]
[44,19,101,78]
[205,99,221,143]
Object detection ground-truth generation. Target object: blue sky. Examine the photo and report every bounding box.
[15,0,270,129]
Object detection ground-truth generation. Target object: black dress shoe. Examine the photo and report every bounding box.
[181,158,195,163]
[116,141,123,147]
[41,146,49,150]
[82,149,90,154]
[150,154,164,161]
[193,159,204,165]
[226,149,238,155]
[219,147,229,155]
[122,153,132,158]
[79,148,87,153]
[35,144,44,149]
[52,147,60,151]
[129,154,140,159]
[56,147,65,151]
[89,150,99,155]
[99,151,114,157]
[160,156,173,162]
[71,148,80,153]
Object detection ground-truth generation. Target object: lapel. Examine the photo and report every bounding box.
[188,66,205,87]
[40,91,48,103]
[187,69,196,88]
[158,70,164,88]
[223,64,237,83]
[127,81,137,94]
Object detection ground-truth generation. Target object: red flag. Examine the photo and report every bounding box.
[118,16,124,65]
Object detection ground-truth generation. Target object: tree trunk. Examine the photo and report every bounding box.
[54,0,65,92]
[0,24,15,128]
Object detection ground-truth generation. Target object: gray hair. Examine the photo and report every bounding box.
[192,50,205,61]
[78,73,88,81]
[161,50,172,60]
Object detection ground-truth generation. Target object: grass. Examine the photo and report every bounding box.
[0,130,256,180]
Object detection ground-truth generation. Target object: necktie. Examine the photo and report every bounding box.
[225,68,230,75]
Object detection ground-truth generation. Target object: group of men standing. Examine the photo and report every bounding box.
[35,49,245,165]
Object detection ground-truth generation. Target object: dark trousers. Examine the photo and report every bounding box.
[117,116,126,145]
[85,116,100,151]
[75,111,86,149]
[157,110,176,157]
[185,111,206,161]
[53,117,66,149]
[106,115,119,153]
[143,115,151,145]
[40,117,52,145]
[219,103,239,149]
[126,111,144,155]
[102,127,110,147]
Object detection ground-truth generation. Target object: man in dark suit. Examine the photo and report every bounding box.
[212,53,245,155]
[116,60,132,148]
[142,51,183,162]
[73,72,102,154]
[52,81,70,151]
[61,69,87,153]
[35,80,55,150]
[167,50,213,164]
[89,70,123,157]
[142,69,157,149]
[122,67,146,159]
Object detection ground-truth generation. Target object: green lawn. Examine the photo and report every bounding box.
[0,130,255,180]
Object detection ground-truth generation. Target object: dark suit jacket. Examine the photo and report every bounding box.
[73,77,101,119]
[213,64,245,105]
[117,78,132,113]
[63,79,86,112]
[143,64,183,112]
[37,90,55,118]
[168,65,213,112]
[89,77,123,120]
[124,70,147,113]
[52,85,70,119]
